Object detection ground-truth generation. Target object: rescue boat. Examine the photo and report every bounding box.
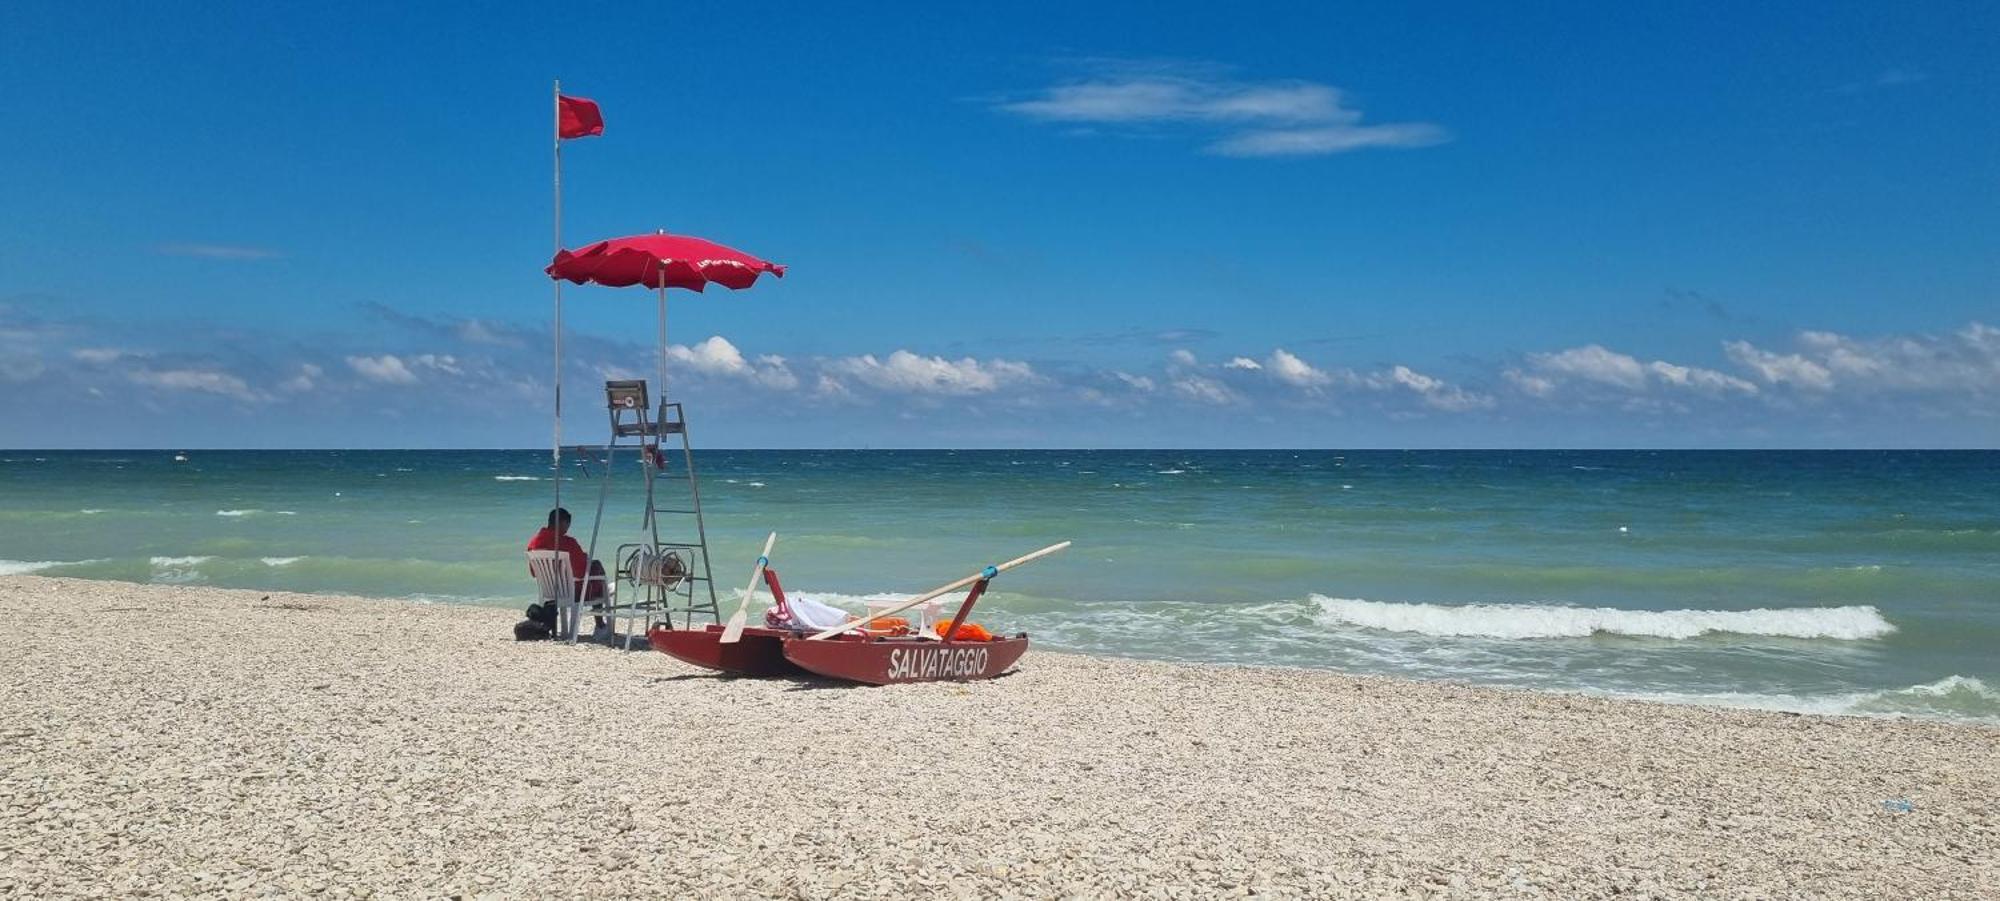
[648,540,1068,685]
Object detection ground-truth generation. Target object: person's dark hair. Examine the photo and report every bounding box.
[547,507,572,530]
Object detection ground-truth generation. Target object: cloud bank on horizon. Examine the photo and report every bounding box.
[2,297,1994,447]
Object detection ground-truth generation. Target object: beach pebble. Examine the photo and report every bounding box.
[0,574,1992,898]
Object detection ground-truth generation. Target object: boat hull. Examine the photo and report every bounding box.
[781,635,1028,685]
[648,624,802,677]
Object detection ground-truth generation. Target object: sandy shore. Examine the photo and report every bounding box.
[1,576,1993,898]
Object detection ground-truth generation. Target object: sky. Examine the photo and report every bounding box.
[1,1,1995,448]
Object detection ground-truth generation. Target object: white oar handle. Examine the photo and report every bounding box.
[807,541,1070,640]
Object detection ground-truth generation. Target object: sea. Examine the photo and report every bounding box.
[3,449,1996,724]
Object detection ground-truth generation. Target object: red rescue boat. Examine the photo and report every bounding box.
[775,541,1068,685]
[650,540,1069,685]
[648,561,812,676]
[781,632,1030,685]
[648,623,800,677]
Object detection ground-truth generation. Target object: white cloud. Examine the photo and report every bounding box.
[1726,323,2000,394]
[825,350,1037,396]
[1209,123,1449,157]
[1529,345,1649,390]
[280,363,322,393]
[666,336,799,390]
[1168,349,1199,367]
[753,354,802,391]
[412,354,461,376]
[1113,371,1157,392]
[1373,365,1494,412]
[1645,360,1757,395]
[813,374,852,398]
[1504,369,1557,399]
[1723,341,1834,391]
[1522,345,1755,397]
[452,319,524,346]
[669,335,750,376]
[128,368,263,402]
[1266,348,1333,389]
[1004,78,1349,124]
[71,348,127,364]
[343,353,465,384]
[346,355,418,384]
[1224,357,1262,371]
[999,64,1448,158]
[1171,375,1238,405]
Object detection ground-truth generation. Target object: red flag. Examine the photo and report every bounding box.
[558,95,603,139]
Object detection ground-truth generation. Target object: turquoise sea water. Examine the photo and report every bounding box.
[4,449,1996,723]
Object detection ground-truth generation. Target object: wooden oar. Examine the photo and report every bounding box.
[719,531,777,644]
[807,541,1071,640]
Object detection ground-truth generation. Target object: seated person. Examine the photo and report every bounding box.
[527,507,609,636]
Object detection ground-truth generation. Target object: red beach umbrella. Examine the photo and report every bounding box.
[541,231,786,456]
[546,232,785,292]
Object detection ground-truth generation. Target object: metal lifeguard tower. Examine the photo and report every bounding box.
[566,378,719,645]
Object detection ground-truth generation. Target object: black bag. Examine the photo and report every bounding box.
[515,601,558,641]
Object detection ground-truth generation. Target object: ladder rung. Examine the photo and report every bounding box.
[651,508,699,515]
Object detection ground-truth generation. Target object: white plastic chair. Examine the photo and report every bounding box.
[527,550,583,641]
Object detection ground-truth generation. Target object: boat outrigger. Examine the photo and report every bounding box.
[650,538,1069,684]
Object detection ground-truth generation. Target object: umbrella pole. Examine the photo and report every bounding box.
[657,272,668,404]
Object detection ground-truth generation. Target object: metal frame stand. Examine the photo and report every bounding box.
[574,381,721,648]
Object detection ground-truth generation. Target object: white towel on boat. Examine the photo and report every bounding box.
[770,595,851,630]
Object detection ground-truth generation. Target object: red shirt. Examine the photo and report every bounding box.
[527,527,589,580]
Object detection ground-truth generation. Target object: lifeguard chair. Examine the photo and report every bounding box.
[569,378,720,646]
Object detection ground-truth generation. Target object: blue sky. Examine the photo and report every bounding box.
[2,1,1994,447]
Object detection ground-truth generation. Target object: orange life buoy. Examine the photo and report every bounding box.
[933,621,994,642]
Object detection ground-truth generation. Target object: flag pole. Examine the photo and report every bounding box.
[551,79,564,527]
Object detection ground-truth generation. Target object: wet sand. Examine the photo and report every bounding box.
[1,575,1993,898]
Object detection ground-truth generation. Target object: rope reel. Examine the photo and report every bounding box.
[622,546,688,590]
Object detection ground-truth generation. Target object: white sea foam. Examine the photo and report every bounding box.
[1155,469,1187,475]
[149,555,215,584]
[493,475,541,481]
[79,509,105,514]
[261,557,304,567]
[216,509,260,517]
[0,560,69,576]
[747,481,766,488]
[1615,676,2000,723]
[1308,595,1896,641]
[150,556,215,567]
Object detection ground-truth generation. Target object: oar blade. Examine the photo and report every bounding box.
[719,531,777,644]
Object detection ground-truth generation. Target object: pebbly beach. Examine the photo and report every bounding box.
[2,575,1994,899]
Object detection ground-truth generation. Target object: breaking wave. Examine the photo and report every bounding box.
[1621,676,2000,723]
[1308,595,1896,641]
[493,475,541,482]
[0,559,101,576]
